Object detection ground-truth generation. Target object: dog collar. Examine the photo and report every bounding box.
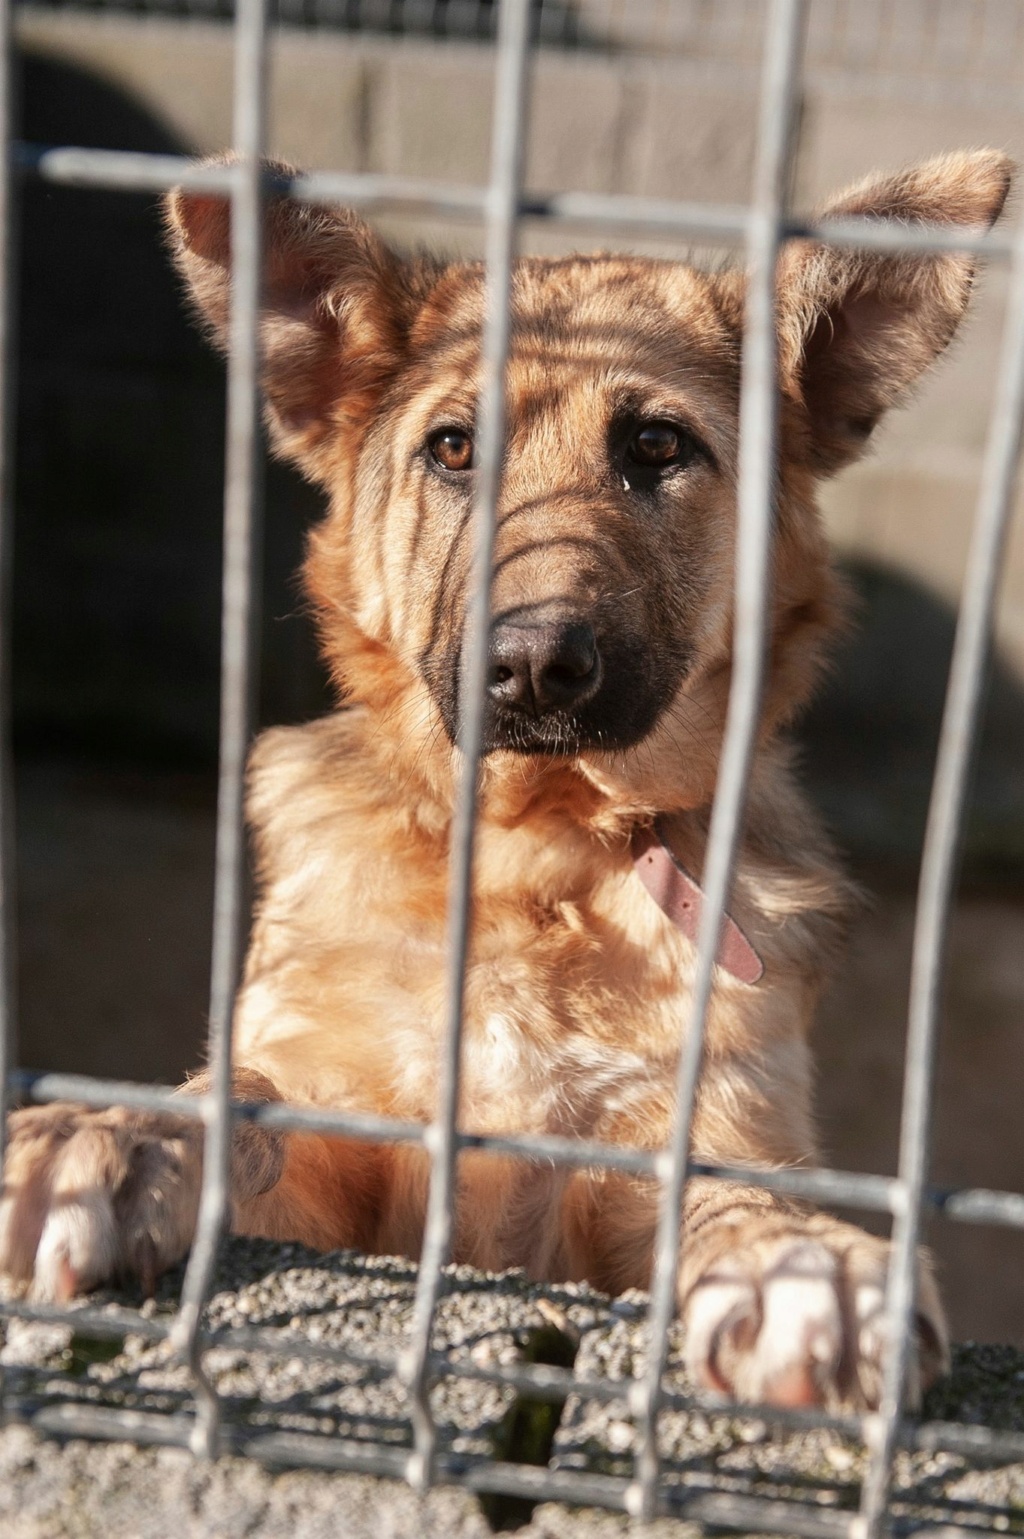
[630,821,764,985]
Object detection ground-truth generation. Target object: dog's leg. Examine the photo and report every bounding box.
[0,1096,207,1299]
[675,1178,948,1410]
[562,1170,947,1411]
[230,1124,389,1253]
[0,1069,384,1297]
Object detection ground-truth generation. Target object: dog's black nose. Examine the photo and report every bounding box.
[488,619,601,717]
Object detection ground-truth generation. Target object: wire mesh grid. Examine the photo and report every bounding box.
[1,0,1024,1534]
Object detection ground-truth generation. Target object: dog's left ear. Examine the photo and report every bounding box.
[165,160,410,479]
[776,149,1013,474]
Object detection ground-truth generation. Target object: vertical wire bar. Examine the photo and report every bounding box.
[168,0,268,1461]
[0,0,16,1189]
[626,0,806,1520]
[0,0,18,1430]
[401,0,533,1492]
[856,198,1024,1539]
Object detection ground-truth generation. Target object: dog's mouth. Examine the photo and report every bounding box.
[427,617,685,757]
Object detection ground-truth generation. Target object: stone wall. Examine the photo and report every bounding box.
[1,1238,1023,1537]
[14,7,1024,680]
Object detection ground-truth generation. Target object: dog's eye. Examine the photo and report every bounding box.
[626,420,693,470]
[428,428,474,472]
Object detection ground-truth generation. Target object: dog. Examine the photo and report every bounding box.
[0,148,1011,1412]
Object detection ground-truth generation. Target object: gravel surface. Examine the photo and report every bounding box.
[0,1238,1021,1538]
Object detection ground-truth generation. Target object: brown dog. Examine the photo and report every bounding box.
[0,149,1011,1411]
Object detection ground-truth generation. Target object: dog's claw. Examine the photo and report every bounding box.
[0,1103,202,1300]
[681,1230,947,1412]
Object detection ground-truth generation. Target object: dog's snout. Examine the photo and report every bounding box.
[488,619,600,718]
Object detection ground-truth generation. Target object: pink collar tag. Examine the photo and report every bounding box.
[630,822,764,985]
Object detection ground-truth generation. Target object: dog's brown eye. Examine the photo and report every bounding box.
[629,421,686,468]
[429,429,474,472]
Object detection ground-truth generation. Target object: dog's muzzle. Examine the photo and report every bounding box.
[487,617,602,720]
[426,603,685,756]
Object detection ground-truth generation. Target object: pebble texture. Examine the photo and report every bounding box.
[0,1238,1022,1537]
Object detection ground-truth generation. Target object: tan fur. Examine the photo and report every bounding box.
[0,150,1011,1408]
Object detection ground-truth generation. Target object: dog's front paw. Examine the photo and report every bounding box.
[679,1217,948,1411]
[0,1102,204,1300]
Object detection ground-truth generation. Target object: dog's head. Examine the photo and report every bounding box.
[166,150,1010,816]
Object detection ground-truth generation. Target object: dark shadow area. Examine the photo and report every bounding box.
[14,52,330,767]
[12,50,329,1081]
[799,558,1024,885]
[800,562,1024,1344]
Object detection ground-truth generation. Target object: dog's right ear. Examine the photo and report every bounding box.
[165,161,408,480]
[774,149,1013,475]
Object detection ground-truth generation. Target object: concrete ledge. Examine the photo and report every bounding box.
[1,1238,1022,1537]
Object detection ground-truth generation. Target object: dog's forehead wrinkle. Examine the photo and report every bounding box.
[492,480,621,529]
[412,490,476,660]
[491,527,610,570]
[406,245,737,373]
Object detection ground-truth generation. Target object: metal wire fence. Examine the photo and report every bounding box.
[1,0,1023,1534]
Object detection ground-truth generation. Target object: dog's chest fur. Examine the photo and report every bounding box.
[233,712,831,1165]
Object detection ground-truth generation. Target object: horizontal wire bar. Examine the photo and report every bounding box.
[249,1100,428,1144]
[4,1333,1022,1472]
[6,1299,1024,1462]
[0,1070,913,1202]
[191,1321,870,1438]
[792,213,1017,257]
[0,1299,860,1434]
[0,1299,169,1341]
[453,1459,629,1511]
[13,1362,1024,1463]
[688,1160,900,1213]
[0,1401,853,1534]
[13,144,241,194]
[11,1070,1024,1226]
[18,1402,860,1538]
[460,1126,655,1174]
[683,1493,853,1539]
[11,142,1018,258]
[30,1404,198,1449]
[12,1071,207,1118]
[912,1420,1024,1463]
[246,1427,410,1480]
[931,1186,1024,1226]
[19,1399,1023,1536]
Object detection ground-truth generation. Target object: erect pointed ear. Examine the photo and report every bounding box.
[776,149,1013,474]
[164,159,409,479]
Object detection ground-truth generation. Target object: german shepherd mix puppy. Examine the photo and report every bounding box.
[0,151,1010,1411]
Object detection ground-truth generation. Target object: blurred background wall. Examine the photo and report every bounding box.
[8,0,1024,1341]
